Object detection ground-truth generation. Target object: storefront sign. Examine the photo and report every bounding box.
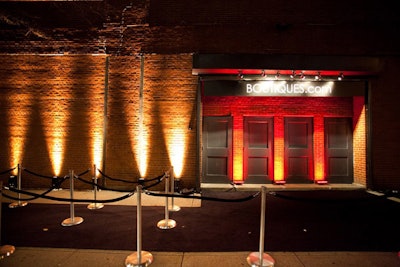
[202,80,366,97]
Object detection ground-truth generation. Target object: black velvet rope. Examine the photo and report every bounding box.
[4,186,135,203]
[74,173,165,192]
[96,168,138,184]
[1,177,69,201]
[22,168,55,179]
[144,190,260,202]
[1,171,166,203]
[0,167,17,176]
[75,175,136,193]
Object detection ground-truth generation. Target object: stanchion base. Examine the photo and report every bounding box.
[157,219,176,229]
[247,252,275,267]
[125,251,153,267]
[87,203,104,210]
[8,201,28,208]
[61,217,84,226]
[0,245,15,259]
[168,205,181,212]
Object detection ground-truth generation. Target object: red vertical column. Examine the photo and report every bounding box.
[274,116,284,182]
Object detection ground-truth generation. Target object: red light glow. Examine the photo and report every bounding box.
[314,116,325,181]
[273,117,284,181]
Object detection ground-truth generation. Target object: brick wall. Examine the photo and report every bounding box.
[202,96,358,183]
[0,53,197,190]
[0,1,399,190]
[0,55,106,189]
[105,54,198,190]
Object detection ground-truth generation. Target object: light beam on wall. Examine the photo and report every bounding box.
[137,130,149,177]
[165,129,186,178]
[8,92,31,172]
[41,61,72,176]
[161,106,189,178]
[88,59,104,169]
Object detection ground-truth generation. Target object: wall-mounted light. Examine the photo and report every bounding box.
[275,71,280,80]
[338,72,344,81]
[315,72,321,80]
[300,72,305,80]
[260,70,266,78]
[238,71,244,79]
[290,70,296,79]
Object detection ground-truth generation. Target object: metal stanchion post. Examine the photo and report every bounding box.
[169,166,180,212]
[9,164,28,208]
[247,186,275,267]
[62,170,84,226]
[125,185,153,267]
[88,164,104,210]
[0,181,16,259]
[157,174,176,229]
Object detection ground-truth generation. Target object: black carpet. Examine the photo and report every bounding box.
[1,190,400,252]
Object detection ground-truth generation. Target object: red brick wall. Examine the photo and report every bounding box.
[202,96,356,182]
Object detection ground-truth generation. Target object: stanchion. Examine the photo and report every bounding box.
[0,181,16,259]
[247,186,275,267]
[9,164,28,208]
[62,170,84,226]
[157,174,176,229]
[87,164,104,210]
[168,166,180,212]
[125,185,153,267]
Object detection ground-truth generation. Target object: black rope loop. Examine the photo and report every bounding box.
[96,168,137,184]
[73,172,165,192]
[75,175,136,193]
[142,174,165,190]
[2,176,69,201]
[144,190,260,202]
[77,169,91,177]
[3,185,135,203]
[23,167,55,180]
[0,166,17,176]
[97,168,165,184]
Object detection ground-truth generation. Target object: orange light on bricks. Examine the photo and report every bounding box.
[165,130,186,178]
[137,132,149,177]
[8,92,31,171]
[40,61,72,176]
[161,105,189,178]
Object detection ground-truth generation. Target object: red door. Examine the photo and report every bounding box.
[325,117,353,183]
[202,116,233,183]
[284,117,314,183]
[243,116,274,183]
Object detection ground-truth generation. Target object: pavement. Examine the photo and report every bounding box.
[1,183,400,267]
